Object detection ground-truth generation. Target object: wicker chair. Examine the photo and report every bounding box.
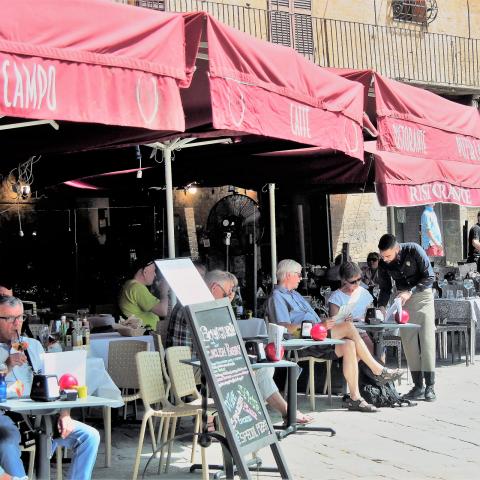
[149,332,171,399]
[107,340,148,419]
[132,351,208,480]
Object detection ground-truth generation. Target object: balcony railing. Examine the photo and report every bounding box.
[135,0,480,91]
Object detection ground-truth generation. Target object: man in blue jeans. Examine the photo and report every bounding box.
[0,295,100,480]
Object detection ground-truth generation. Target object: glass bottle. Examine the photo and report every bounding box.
[0,363,7,403]
[82,319,90,348]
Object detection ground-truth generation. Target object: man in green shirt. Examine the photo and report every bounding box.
[118,259,168,329]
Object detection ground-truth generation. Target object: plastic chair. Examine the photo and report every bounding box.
[435,320,470,366]
[132,351,208,480]
[383,335,403,384]
[165,347,216,465]
[20,444,36,479]
[150,332,171,399]
[293,351,332,410]
[107,340,148,419]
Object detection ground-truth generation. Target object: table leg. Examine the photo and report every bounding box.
[103,406,111,467]
[470,319,475,365]
[35,414,52,480]
[274,364,335,439]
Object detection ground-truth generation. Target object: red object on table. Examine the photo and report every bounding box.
[395,310,410,324]
[59,374,79,390]
[265,342,285,362]
[310,323,328,341]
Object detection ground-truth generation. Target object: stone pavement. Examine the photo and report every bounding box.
[88,355,480,480]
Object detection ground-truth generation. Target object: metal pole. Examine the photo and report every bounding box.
[269,183,277,287]
[297,204,307,290]
[388,206,396,236]
[164,147,175,259]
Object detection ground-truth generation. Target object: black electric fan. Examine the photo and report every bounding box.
[206,193,262,271]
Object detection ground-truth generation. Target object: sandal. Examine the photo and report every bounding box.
[374,367,403,384]
[345,397,377,412]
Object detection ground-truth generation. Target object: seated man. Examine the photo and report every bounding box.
[267,259,402,413]
[118,257,168,329]
[0,295,100,480]
[329,261,375,355]
[168,269,312,424]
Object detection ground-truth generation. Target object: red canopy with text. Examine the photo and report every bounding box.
[0,0,186,131]
[185,14,365,159]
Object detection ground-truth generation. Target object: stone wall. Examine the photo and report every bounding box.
[329,192,388,263]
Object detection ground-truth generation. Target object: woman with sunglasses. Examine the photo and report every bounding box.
[268,259,402,413]
[329,261,375,355]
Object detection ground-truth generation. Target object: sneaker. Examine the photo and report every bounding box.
[403,385,425,400]
[424,385,436,402]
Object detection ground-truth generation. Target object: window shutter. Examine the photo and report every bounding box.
[135,1,166,11]
[270,10,292,47]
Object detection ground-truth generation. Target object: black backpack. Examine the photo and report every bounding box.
[357,361,416,408]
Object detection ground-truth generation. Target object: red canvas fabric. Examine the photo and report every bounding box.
[204,15,365,159]
[0,0,186,131]
[374,74,480,162]
[366,141,480,207]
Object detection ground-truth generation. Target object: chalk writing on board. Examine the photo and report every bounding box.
[196,309,271,448]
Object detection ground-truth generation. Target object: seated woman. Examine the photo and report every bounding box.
[328,262,375,355]
[267,259,403,413]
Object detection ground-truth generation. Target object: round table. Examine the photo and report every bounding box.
[357,322,420,358]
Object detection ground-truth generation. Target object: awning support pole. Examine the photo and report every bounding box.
[269,183,277,288]
[163,146,175,259]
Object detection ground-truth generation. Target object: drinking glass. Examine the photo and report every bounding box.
[463,278,474,298]
[456,290,464,300]
[37,325,50,351]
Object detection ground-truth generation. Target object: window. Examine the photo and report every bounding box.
[269,0,313,56]
[392,0,427,24]
[135,1,165,11]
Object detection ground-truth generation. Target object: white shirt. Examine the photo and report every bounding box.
[328,286,374,322]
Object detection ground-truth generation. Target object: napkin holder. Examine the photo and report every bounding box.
[365,308,383,325]
[244,340,267,363]
[30,374,61,402]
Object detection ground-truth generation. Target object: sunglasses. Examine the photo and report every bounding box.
[346,277,362,285]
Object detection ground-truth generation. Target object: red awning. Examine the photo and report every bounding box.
[374,74,480,163]
[0,0,186,131]
[366,141,480,207]
[185,14,365,159]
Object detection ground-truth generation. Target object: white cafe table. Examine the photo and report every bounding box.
[89,332,154,367]
[0,395,122,480]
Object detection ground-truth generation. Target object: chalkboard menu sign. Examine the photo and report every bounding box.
[186,298,291,479]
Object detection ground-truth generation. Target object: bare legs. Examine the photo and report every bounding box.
[332,322,385,375]
[335,339,362,400]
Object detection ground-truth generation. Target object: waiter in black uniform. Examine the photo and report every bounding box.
[377,234,436,402]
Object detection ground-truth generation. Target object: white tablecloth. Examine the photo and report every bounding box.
[86,357,123,404]
[89,332,154,367]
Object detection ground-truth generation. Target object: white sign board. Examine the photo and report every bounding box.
[155,258,214,306]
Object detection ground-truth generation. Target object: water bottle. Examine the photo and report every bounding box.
[0,366,7,403]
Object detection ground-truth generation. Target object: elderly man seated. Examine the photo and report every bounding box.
[118,257,168,330]
[267,259,402,413]
[0,295,99,480]
[167,269,312,424]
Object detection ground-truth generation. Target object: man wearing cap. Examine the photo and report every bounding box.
[118,258,168,329]
[421,204,444,257]
[377,234,436,402]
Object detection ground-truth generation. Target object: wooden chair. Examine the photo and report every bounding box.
[132,351,208,480]
[107,340,148,419]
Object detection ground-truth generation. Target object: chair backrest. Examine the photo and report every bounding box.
[165,346,199,403]
[150,332,171,398]
[136,351,168,407]
[107,340,148,389]
[156,317,170,340]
